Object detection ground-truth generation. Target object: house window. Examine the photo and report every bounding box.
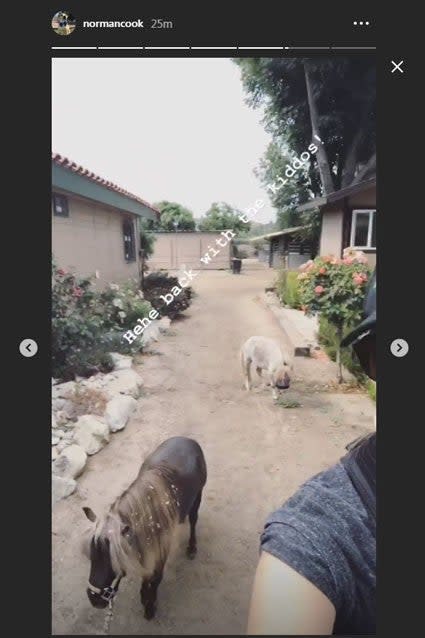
[52,193,69,217]
[350,209,376,249]
[123,219,136,262]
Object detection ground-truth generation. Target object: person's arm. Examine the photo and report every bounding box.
[247,550,336,636]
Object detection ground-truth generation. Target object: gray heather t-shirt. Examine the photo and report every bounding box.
[261,462,376,635]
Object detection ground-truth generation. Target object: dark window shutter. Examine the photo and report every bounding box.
[123,219,136,262]
[52,193,69,217]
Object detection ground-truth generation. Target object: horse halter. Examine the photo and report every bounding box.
[88,575,121,602]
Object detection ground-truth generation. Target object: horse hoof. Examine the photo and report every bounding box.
[186,546,197,559]
[144,606,156,620]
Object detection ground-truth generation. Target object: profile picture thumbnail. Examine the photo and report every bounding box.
[51,11,76,36]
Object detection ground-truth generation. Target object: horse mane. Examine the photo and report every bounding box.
[94,465,179,577]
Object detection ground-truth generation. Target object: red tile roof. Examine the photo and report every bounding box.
[52,152,160,217]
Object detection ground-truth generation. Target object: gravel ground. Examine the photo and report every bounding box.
[52,262,375,635]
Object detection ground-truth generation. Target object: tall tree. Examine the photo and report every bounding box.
[198,202,250,234]
[303,60,334,194]
[245,220,277,238]
[235,57,375,246]
[152,201,196,231]
[235,57,376,193]
[255,142,312,229]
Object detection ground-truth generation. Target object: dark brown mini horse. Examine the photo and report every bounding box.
[82,436,207,620]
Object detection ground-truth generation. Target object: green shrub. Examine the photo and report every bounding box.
[139,224,156,258]
[318,316,367,384]
[98,280,153,331]
[52,262,153,380]
[143,271,193,320]
[366,380,376,402]
[100,329,143,357]
[276,269,301,309]
[298,251,371,382]
[56,346,115,381]
[52,262,105,380]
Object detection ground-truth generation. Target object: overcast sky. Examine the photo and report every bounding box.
[52,58,276,221]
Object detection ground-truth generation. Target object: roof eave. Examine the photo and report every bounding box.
[247,225,306,242]
[52,153,160,219]
[52,163,158,220]
[327,177,376,203]
[296,197,327,213]
[296,177,376,213]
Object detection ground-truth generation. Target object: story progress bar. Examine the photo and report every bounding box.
[51,46,377,51]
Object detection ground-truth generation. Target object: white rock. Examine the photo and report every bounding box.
[61,399,80,420]
[102,369,143,399]
[52,412,58,429]
[157,317,171,333]
[141,323,161,346]
[52,447,59,462]
[105,395,137,432]
[109,352,133,370]
[52,380,76,399]
[56,410,70,426]
[53,444,87,479]
[52,475,76,504]
[56,441,69,453]
[52,398,66,412]
[73,415,110,455]
[55,429,66,439]
[81,373,105,389]
[52,434,60,446]
[62,421,76,431]
[52,378,59,386]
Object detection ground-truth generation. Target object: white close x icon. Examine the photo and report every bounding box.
[391,60,404,73]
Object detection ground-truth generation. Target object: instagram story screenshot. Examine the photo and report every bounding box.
[8,3,419,636]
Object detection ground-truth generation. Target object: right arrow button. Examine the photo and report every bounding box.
[390,339,409,358]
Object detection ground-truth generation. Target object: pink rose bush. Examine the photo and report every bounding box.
[297,251,371,381]
[52,259,153,380]
[297,251,370,322]
[299,259,314,272]
[353,272,368,286]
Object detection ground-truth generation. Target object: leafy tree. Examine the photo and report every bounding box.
[255,142,311,229]
[153,201,196,231]
[235,57,375,248]
[254,142,320,252]
[198,202,250,234]
[236,57,376,194]
[138,219,156,258]
[245,220,277,238]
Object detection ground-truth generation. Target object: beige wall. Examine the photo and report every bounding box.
[150,232,232,270]
[319,185,377,264]
[365,253,376,269]
[319,209,344,257]
[52,192,140,288]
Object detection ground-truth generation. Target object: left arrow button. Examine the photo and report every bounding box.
[19,339,38,358]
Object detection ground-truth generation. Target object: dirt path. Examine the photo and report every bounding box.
[52,262,375,635]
